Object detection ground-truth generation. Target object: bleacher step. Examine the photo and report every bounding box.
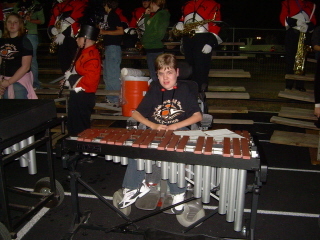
[270,116,318,130]
[278,90,314,102]
[285,74,314,81]
[278,107,317,121]
[208,106,248,114]
[270,130,318,148]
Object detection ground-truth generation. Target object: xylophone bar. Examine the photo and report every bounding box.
[74,128,254,161]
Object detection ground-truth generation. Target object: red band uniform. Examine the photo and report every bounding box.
[280,0,316,91]
[67,43,101,136]
[48,0,86,72]
[178,0,222,92]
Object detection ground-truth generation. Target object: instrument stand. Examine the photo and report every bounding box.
[59,133,268,240]
[0,117,64,238]
[61,153,198,240]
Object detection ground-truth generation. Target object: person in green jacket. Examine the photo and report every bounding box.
[141,0,170,82]
[14,0,44,89]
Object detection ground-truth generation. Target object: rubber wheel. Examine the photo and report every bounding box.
[34,177,65,208]
[176,202,205,227]
[0,222,11,240]
[112,189,131,216]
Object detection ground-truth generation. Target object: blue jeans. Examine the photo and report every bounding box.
[103,45,121,103]
[27,34,40,88]
[3,82,28,99]
[146,51,163,82]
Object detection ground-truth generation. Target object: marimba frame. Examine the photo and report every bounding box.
[57,129,267,240]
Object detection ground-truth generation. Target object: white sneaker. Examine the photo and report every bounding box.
[172,192,185,214]
[118,180,150,208]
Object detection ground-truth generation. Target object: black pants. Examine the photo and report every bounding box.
[58,36,78,73]
[285,28,311,89]
[183,33,217,92]
[67,91,95,136]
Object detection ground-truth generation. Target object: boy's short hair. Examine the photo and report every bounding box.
[103,0,118,9]
[151,0,166,9]
[155,53,177,71]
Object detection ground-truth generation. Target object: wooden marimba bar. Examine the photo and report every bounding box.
[66,128,260,232]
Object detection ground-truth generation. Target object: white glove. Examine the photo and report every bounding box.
[64,70,72,80]
[74,87,85,93]
[54,33,65,45]
[124,28,137,35]
[202,44,212,54]
[51,27,59,35]
[175,22,184,31]
[299,21,308,33]
[64,17,75,25]
[64,80,70,87]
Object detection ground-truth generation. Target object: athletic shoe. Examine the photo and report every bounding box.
[118,180,150,208]
[172,192,185,214]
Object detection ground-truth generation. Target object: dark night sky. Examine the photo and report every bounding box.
[39,0,320,29]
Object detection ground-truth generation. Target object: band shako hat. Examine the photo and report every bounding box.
[77,25,99,41]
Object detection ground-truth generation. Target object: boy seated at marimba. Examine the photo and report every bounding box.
[118,53,203,214]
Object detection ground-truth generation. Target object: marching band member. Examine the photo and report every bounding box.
[48,0,87,73]
[115,6,129,29]
[174,0,222,92]
[123,0,151,50]
[14,0,44,89]
[119,53,202,214]
[100,0,124,105]
[64,24,101,136]
[129,0,150,30]
[141,0,170,82]
[280,0,316,92]
[0,12,37,99]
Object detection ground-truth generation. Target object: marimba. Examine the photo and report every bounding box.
[63,128,261,232]
[0,100,64,236]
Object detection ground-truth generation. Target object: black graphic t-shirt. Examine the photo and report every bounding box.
[0,36,33,76]
[136,81,201,125]
[102,9,123,46]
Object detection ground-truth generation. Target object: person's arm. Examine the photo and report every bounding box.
[314,106,320,118]
[0,55,32,88]
[132,110,167,130]
[314,45,320,51]
[167,112,203,131]
[26,8,45,25]
[100,26,124,35]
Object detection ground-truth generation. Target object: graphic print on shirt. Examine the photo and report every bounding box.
[153,99,185,125]
[0,44,18,59]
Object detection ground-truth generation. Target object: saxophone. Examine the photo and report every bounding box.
[172,8,219,38]
[172,18,218,38]
[49,20,61,55]
[293,31,312,75]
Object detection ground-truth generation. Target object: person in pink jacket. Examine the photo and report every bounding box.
[0,12,37,99]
